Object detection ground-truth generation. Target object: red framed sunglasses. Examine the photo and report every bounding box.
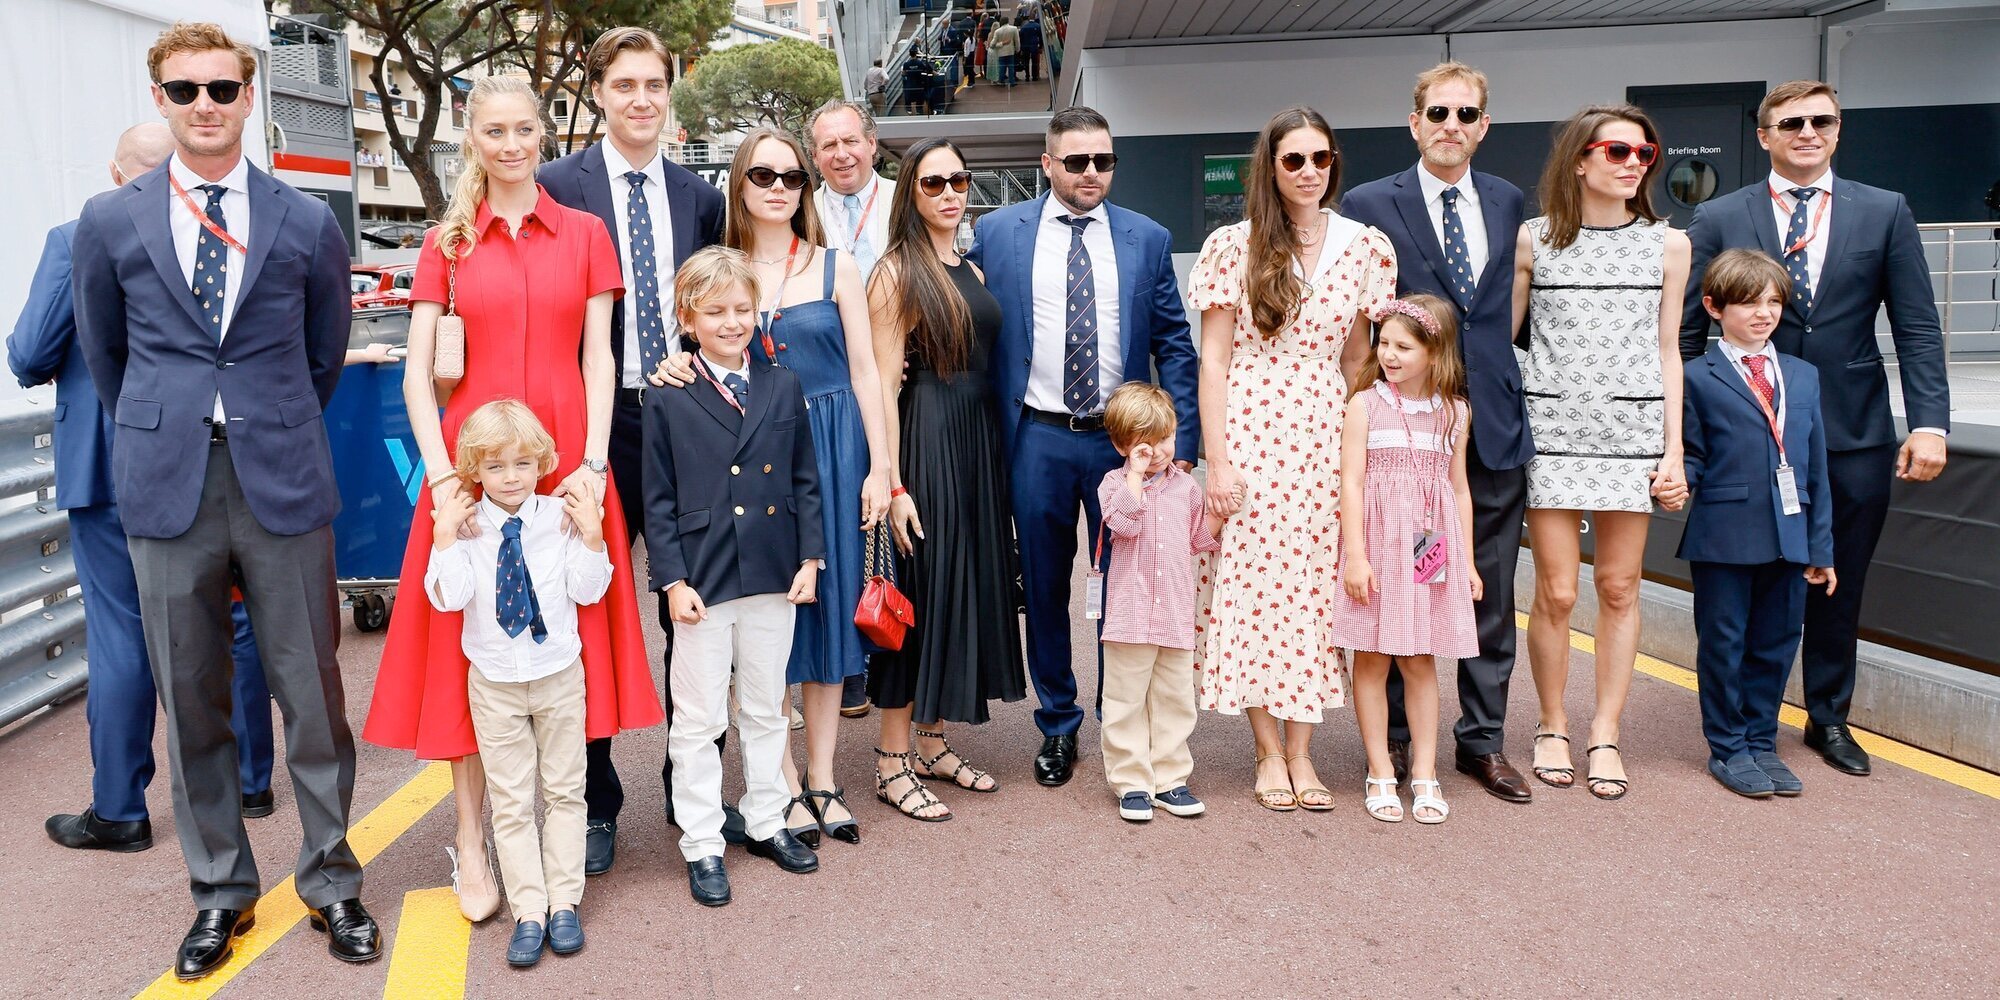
[1583,140,1659,167]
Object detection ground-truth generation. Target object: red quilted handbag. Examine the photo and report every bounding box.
[854,524,915,651]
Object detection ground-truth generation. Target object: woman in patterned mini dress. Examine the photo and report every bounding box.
[1190,107,1394,812]
[1510,105,1690,800]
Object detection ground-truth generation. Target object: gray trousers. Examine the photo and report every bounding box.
[128,444,360,911]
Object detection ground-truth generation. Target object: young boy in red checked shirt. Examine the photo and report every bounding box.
[1094,383,1223,822]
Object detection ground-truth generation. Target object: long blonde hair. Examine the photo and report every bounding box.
[436,76,540,261]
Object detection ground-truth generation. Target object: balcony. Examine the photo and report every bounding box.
[268,15,347,100]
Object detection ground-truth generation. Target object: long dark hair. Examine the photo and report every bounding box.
[1244,106,1342,339]
[1536,104,1664,251]
[873,137,973,376]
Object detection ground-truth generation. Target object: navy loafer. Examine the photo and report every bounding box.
[1709,753,1775,798]
[506,919,547,967]
[547,909,584,955]
[1753,752,1803,796]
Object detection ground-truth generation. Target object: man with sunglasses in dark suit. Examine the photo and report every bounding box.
[1680,80,1950,778]
[965,106,1201,788]
[538,26,726,876]
[1344,62,1537,804]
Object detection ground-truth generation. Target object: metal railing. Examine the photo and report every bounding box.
[267,14,348,101]
[0,399,86,729]
[1920,222,2000,358]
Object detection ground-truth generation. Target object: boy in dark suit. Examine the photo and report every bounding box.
[1679,249,1837,798]
[643,248,824,906]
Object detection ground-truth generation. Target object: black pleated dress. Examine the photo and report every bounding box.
[868,257,1027,725]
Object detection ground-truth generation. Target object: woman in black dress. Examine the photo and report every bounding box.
[866,138,1026,821]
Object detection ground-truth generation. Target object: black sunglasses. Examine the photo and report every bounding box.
[161,79,245,105]
[1764,114,1841,134]
[1057,152,1117,174]
[1277,149,1335,172]
[1424,105,1483,124]
[744,166,809,191]
[917,171,973,196]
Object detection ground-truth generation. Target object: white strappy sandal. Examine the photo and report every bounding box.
[1409,779,1450,825]
[1364,776,1402,822]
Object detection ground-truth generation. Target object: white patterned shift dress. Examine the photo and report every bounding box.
[1522,216,1669,512]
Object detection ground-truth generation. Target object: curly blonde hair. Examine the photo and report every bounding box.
[453,399,558,483]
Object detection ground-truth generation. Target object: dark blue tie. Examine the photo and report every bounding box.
[1439,187,1474,309]
[1060,215,1099,415]
[496,516,547,644]
[192,184,228,333]
[1783,187,1816,308]
[722,371,749,408]
[625,170,668,375]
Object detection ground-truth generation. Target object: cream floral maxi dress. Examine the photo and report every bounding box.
[1188,211,1396,723]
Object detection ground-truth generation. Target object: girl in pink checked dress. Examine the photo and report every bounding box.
[1333,294,1480,826]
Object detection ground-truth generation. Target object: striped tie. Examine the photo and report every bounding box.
[1060,215,1099,416]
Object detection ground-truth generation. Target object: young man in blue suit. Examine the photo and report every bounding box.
[71,23,375,979]
[1681,80,1950,778]
[538,26,727,873]
[1344,63,1537,803]
[1679,250,1835,798]
[11,123,277,856]
[965,106,1200,787]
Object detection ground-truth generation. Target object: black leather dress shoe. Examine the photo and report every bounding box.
[1034,734,1078,787]
[584,819,615,876]
[1388,740,1412,786]
[686,857,731,906]
[1804,723,1872,776]
[1455,750,1533,803]
[46,808,152,853]
[240,789,275,819]
[746,828,819,874]
[175,908,254,981]
[308,899,382,963]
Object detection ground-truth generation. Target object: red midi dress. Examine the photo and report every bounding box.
[363,187,663,759]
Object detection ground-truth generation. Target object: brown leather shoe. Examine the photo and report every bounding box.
[1455,750,1533,803]
[1388,740,1411,786]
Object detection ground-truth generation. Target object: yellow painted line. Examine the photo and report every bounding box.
[1518,612,2000,800]
[133,762,455,999]
[380,887,471,1000]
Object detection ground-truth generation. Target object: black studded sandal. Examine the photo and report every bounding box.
[912,728,998,792]
[874,748,951,822]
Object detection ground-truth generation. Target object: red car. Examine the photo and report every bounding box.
[351,264,416,308]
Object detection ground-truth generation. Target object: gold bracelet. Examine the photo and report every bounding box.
[426,472,459,489]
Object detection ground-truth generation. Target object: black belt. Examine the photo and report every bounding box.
[616,387,648,409]
[1026,407,1105,432]
[206,419,228,443]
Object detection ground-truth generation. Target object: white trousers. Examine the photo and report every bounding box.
[668,592,795,861]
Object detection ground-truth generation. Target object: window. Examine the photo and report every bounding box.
[551,97,571,121]
[392,270,415,291]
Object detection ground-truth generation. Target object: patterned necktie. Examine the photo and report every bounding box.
[844,192,878,277]
[625,171,668,375]
[496,516,548,644]
[1783,187,1816,308]
[1439,187,1474,308]
[722,371,749,408]
[1060,215,1099,416]
[1742,354,1776,409]
[192,184,229,334]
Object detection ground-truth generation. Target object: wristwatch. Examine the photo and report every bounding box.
[581,458,608,474]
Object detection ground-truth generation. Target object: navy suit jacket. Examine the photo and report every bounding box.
[641,360,824,605]
[1677,345,1833,567]
[71,161,350,539]
[539,144,725,371]
[8,221,116,510]
[1680,177,1949,452]
[1343,165,1533,472]
[966,194,1201,459]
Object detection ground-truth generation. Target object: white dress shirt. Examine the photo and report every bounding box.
[602,139,674,389]
[1028,194,1122,414]
[169,154,250,421]
[426,495,614,683]
[813,173,894,280]
[1416,162,1488,283]
[1719,339,1787,447]
[1767,168,1832,296]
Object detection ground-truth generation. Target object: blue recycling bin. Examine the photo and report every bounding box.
[325,306,422,629]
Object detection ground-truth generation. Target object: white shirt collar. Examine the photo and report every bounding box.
[1042,193,1110,227]
[168,152,250,196]
[1767,168,1832,197]
[601,139,662,185]
[1374,379,1442,413]
[1415,162,1478,207]
[827,172,880,205]
[1719,339,1777,365]
[479,494,545,531]
[702,351,749,383]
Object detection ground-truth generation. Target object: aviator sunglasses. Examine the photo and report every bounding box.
[1277,149,1335,172]
[1424,105,1483,124]
[161,79,245,105]
[1583,140,1659,166]
[918,170,973,196]
[1764,114,1841,134]
[744,166,810,191]
[1057,153,1118,173]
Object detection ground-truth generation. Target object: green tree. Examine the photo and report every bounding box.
[671,39,840,139]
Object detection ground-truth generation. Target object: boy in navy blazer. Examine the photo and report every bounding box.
[1679,249,1836,799]
[642,248,824,905]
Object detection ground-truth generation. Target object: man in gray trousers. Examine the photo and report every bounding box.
[71,22,378,981]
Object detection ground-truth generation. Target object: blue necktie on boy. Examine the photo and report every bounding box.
[497,516,548,643]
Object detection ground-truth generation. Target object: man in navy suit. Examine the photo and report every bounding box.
[1681,80,1950,777]
[11,122,277,856]
[70,24,376,979]
[965,106,1200,787]
[1679,249,1835,798]
[1344,62,1536,803]
[538,26,726,873]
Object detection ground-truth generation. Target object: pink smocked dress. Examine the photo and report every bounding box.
[1330,381,1479,659]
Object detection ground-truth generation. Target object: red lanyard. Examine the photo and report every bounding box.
[1741,355,1787,462]
[693,353,748,414]
[757,236,802,361]
[1768,183,1830,257]
[169,172,248,255]
[843,181,879,251]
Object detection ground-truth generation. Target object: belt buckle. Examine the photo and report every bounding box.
[1068,412,1091,433]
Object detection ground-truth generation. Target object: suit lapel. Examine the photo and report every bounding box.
[1808,179,1857,319]
[578,144,618,260]
[127,171,209,333]
[1390,167,1451,293]
[734,365,776,454]
[1705,346,1758,412]
[688,377,742,435]
[1746,185,1783,260]
[663,167,702,269]
[1108,204,1140,367]
[1015,197,1043,345]
[235,166,288,309]
[1469,171,1510,301]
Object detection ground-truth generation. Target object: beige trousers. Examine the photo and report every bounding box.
[1099,642,1198,796]
[467,660,587,922]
